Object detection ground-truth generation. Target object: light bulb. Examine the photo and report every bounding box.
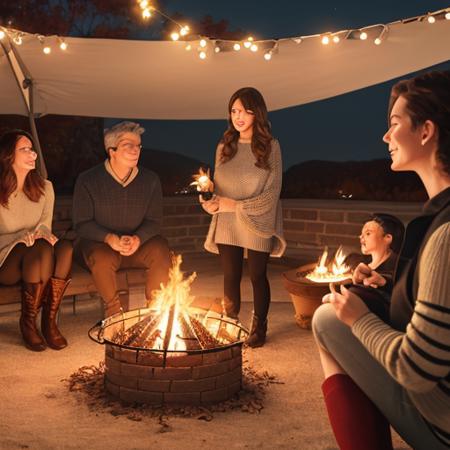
[171,32,179,41]
[214,46,220,53]
[185,44,192,51]
[59,41,68,50]
[321,36,329,45]
[360,32,368,40]
[180,26,189,36]
[233,43,241,51]
[0,30,5,40]
[43,46,51,54]
[445,12,450,20]
[199,51,206,59]
[142,8,152,19]
[427,15,436,24]
[264,52,272,61]
[139,0,149,9]
[374,37,382,45]
[332,35,340,43]
[250,43,258,52]
[199,39,207,47]
[14,35,23,45]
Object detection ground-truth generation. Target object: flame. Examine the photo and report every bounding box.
[190,167,213,193]
[150,254,197,352]
[306,246,351,283]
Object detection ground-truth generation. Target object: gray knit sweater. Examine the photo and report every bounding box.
[72,162,162,244]
[204,139,286,257]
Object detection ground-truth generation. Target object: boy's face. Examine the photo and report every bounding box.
[359,221,391,255]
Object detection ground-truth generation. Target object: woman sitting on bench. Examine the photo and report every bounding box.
[0,130,73,352]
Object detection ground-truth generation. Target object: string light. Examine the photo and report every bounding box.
[446,12,450,20]
[359,31,368,40]
[199,50,206,60]
[180,26,189,36]
[170,31,180,41]
[321,35,330,45]
[332,35,340,43]
[264,51,272,61]
[427,15,436,23]
[199,38,207,48]
[142,8,152,19]
[250,43,258,52]
[243,36,254,48]
[13,33,23,45]
[139,0,149,8]
[233,43,241,51]
[214,45,221,53]
[58,38,68,50]
[185,43,192,51]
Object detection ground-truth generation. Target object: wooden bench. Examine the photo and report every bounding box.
[0,262,148,313]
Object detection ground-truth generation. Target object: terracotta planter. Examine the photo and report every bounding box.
[282,263,350,329]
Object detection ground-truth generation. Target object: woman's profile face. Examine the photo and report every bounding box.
[12,135,37,174]
[359,221,391,256]
[230,98,255,135]
[383,96,425,172]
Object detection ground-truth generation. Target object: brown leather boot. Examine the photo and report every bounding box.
[245,315,267,348]
[41,277,70,350]
[20,281,46,352]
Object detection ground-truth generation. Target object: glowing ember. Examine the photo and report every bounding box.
[306,246,352,283]
[112,255,238,352]
[190,167,214,199]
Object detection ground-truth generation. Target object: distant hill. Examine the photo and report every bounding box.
[139,148,208,196]
[282,159,427,201]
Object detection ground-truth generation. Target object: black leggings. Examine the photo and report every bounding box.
[0,239,73,286]
[217,244,271,320]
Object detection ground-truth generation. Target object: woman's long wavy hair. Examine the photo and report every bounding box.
[220,87,273,170]
[0,129,45,208]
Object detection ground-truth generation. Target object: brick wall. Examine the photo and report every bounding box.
[54,196,423,258]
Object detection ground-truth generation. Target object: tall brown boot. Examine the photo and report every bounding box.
[41,277,70,350]
[245,315,267,348]
[20,281,46,352]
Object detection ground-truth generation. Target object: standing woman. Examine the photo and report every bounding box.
[202,87,286,348]
[0,130,73,351]
[312,71,450,449]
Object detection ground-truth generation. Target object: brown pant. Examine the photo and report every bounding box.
[75,235,171,308]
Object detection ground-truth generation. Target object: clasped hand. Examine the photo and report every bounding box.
[352,263,386,288]
[24,229,58,247]
[199,195,236,214]
[105,233,140,256]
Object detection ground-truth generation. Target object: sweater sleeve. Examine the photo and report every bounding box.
[352,223,450,393]
[234,139,282,238]
[72,175,112,242]
[38,180,55,232]
[134,175,162,244]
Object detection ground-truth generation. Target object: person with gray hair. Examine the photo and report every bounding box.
[72,121,171,316]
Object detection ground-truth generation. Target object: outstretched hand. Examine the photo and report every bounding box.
[322,283,370,327]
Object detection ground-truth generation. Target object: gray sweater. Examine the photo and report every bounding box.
[72,163,162,244]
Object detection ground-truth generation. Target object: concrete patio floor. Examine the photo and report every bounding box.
[0,253,410,450]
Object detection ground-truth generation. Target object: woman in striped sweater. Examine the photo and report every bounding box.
[312,70,450,450]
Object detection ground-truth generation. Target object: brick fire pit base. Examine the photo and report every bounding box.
[104,343,243,405]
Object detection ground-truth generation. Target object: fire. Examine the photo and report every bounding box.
[190,167,214,194]
[306,246,352,283]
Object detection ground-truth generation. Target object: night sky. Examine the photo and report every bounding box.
[108,0,450,169]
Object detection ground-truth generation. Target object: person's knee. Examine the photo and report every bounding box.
[32,238,53,256]
[85,245,119,271]
[56,239,73,257]
[312,303,341,349]
[142,235,171,264]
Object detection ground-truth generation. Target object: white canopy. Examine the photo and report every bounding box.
[1,18,449,120]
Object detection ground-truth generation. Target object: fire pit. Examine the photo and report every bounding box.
[282,247,352,329]
[89,255,248,405]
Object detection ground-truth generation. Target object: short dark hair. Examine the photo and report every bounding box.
[389,70,450,175]
[371,213,405,254]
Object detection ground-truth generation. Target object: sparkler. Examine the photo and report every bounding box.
[191,167,214,200]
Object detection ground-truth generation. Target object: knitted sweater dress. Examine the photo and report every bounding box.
[204,139,286,257]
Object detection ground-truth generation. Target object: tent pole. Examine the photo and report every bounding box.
[0,40,47,178]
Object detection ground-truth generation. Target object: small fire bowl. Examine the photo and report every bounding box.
[89,306,249,406]
[282,263,351,329]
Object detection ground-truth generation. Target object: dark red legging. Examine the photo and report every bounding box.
[217,244,271,320]
[0,239,73,286]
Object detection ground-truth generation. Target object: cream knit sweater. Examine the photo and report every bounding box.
[0,180,54,267]
[204,139,286,257]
